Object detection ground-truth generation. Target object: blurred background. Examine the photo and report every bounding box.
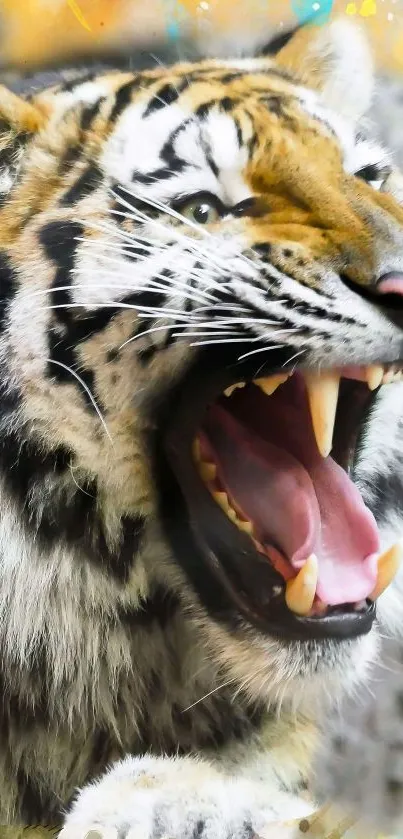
[0,0,402,75]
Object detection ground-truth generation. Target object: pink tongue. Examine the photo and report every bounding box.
[203,405,379,606]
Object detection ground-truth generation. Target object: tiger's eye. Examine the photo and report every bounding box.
[181,200,220,225]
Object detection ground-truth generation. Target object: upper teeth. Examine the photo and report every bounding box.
[254,374,290,395]
[366,365,384,390]
[223,364,403,460]
[304,366,403,458]
[223,382,246,397]
[366,365,403,389]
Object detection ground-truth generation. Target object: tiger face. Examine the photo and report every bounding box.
[1,20,403,709]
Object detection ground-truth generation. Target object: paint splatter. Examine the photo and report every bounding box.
[67,0,92,32]
[291,0,334,24]
[345,0,376,14]
[163,0,192,39]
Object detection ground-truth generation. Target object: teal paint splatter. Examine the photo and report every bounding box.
[166,18,181,39]
[163,0,189,40]
[291,0,334,24]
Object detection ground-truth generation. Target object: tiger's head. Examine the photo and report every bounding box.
[1,20,403,709]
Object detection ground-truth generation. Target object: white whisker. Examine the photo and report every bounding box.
[106,203,235,286]
[40,302,199,323]
[69,463,96,498]
[173,330,242,338]
[46,358,113,445]
[238,331,301,360]
[114,185,259,272]
[190,337,257,347]
[282,349,305,368]
[68,269,215,306]
[81,216,223,285]
[181,677,236,713]
[23,281,210,309]
[119,322,179,347]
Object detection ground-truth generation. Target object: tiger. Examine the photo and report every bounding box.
[1,16,403,836]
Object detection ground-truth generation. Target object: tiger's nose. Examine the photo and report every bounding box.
[377,272,403,296]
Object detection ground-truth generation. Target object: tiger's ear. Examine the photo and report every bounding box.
[275,20,374,123]
[0,85,49,135]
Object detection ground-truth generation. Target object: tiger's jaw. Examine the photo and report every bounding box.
[157,348,402,642]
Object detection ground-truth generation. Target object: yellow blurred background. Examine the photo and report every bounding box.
[0,0,402,74]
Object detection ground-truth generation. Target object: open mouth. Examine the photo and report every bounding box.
[159,355,401,641]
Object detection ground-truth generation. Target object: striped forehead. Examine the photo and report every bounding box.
[93,63,362,204]
[100,96,251,206]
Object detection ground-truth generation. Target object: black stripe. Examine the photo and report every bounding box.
[59,144,82,174]
[109,77,145,123]
[0,422,146,582]
[195,102,213,120]
[218,72,245,84]
[131,119,189,184]
[137,344,158,365]
[143,81,187,118]
[40,220,167,382]
[60,162,103,206]
[117,584,180,628]
[80,96,106,130]
[39,220,99,408]
[259,65,297,82]
[132,158,187,185]
[220,96,237,112]
[74,289,166,338]
[46,331,96,408]
[0,432,71,508]
[59,70,97,92]
[260,94,288,116]
[90,729,114,773]
[0,251,17,330]
[0,128,28,201]
[258,22,309,60]
[234,118,243,148]
[364,467,403,523]
[205,149,219,178]
[39,219,83,332]
[39,219,84,268]
[17,769,59,824]
[259,279,359,325]
[111,182,160,221]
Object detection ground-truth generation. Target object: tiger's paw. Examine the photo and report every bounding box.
[59,755,310,839]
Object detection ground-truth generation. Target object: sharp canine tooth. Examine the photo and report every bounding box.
[366,365,384,390]
[285,554,318,616]
[254,374,289,396]
[370,542,403,600]
[200,462,216,482]
[304,372,340,458]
